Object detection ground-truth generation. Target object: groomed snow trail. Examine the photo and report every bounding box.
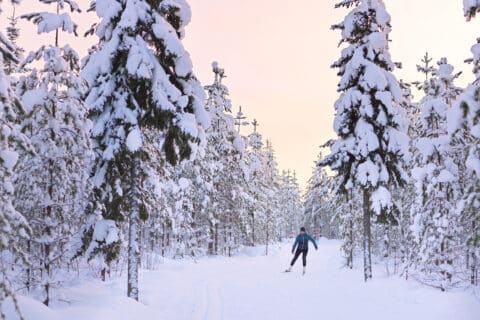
[7,239,480,320]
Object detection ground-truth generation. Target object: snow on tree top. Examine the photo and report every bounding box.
[339,0,391,43]
[435,60,455,80]
[464,0,480,20]
[160,0,192,35]
[22,12,78,36]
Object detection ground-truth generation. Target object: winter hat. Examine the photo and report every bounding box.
[300,227,306,232]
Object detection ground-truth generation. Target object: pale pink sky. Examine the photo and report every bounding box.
[3,0,479,188]
[184,0,479,188]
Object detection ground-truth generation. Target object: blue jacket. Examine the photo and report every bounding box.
[292,234,317,252]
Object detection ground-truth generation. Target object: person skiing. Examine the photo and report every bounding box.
[286,227,318,274]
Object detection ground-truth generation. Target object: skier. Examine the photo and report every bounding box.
[285,227,318,274]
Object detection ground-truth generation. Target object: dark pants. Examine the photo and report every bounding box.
[291,249,308,267]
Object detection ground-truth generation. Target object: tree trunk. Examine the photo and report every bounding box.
[43,242,50,306]
[348,219,354,269]
[26,240,31,292]
[127,154,141,301]
[43,157,55,306]
[127,211,140,300]
[161,222,165,257]
[347,190,354,269]
[214,224,218,255]
[266,210,270,256]
[208,223,214,255]
[252,212,255,246]
[227,214,232,257]
[471,250,477,285]
[362,188,372,281]
[472,221,478,285]
[467,247,470,270]
[101,267,106,282]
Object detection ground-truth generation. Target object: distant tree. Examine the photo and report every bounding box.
[278,170,303,239]
[245,121,267,246]
[263,141,280,255]
[304,152,340,241]
[5,0,23,75]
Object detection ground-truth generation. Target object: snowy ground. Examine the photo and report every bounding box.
[5,238,480,320]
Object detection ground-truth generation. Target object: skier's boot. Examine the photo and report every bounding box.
[302,266,306,275]
[285,266,292,272]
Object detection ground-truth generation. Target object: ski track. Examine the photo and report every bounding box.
[7,238,480,320]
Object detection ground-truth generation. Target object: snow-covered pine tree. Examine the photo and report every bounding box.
[245,120,267,246]
[169,172,196,258]
[15,0,92,305]
[375,79,419,277]
[321,0,409,281]
[309,147,360,268]
[276,171,289,240]
[394,80,417,279]
[304,152,339,240]
[139,151,173,267]
[278,170,303,239]
[337,186,361,268]
[303,163,321,236]
[263,140,280,255]
[204,62,246,255]
[5,0,23,75]
[444,0,480,286]
[448,94,478,287]
[81,0,208,300]
[414,53,435,84]
[234,106,249,134]
[411,57,462,291]
[0,2,30,316]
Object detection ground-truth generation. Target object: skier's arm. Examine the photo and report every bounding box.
[308,235,318,250]
[292,237,298,253]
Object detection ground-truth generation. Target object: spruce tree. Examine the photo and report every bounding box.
[321,0,409,281]
[305,153,342,247]
[15,0,92,305]
[80,0,208,300]
[278,170,303,239]
[263,140,280,255]
[245,120,267,246]
[398,73,423,280]
[445,1,480,285]
[411,57,462,291]
[0,1,30,316]
[309,149,359,267]
[5,0,23,75]
[204,62,245,255]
